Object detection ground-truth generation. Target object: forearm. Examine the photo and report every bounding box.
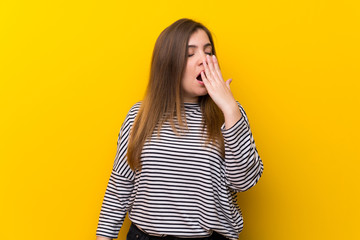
[96,170,134,239]
[222,101,242,129]
[221,102,264,191]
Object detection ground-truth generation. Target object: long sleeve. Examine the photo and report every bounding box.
[96,104,138,239]
[221,102,264,192]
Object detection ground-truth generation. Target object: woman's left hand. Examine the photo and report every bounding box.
[201,55,238,116]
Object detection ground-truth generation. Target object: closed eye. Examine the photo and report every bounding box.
[188,52,212,57]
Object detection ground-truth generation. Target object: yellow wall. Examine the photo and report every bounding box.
[1,0,359,239]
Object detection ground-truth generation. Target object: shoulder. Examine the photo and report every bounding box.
[117,101,142,137]
[129,101,142,112]
[123,101,142,123]
[128,101,142,115]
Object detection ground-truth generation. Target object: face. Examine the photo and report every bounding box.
[181,29,213,103]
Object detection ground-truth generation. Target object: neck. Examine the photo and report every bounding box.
[183,96,199,104]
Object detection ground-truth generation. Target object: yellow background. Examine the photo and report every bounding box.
[1,0,359,239]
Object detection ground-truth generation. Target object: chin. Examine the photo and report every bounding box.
[196,91,208,97]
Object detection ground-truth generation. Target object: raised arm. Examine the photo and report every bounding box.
[221,102,264,192]
[200,54,264,192]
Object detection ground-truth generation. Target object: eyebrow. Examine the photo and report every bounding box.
[187,43,212,49]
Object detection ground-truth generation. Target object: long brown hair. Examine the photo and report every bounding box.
[127,18,225,171]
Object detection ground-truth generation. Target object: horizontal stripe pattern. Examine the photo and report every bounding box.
[97,102,263,240]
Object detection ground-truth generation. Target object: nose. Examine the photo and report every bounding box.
[197,51,207,66]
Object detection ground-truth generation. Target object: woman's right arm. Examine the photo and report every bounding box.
[96,170,134,238]
[96,103,139,239]
[96,236,112,240]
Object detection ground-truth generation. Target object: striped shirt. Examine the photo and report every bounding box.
[96,101,264,240]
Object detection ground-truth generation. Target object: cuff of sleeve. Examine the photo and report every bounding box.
[96,230,119,239]
[221,114,246,137]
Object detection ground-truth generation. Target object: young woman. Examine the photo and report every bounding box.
[96,18,264,240]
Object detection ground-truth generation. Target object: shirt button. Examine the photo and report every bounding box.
[135,234,139,239]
